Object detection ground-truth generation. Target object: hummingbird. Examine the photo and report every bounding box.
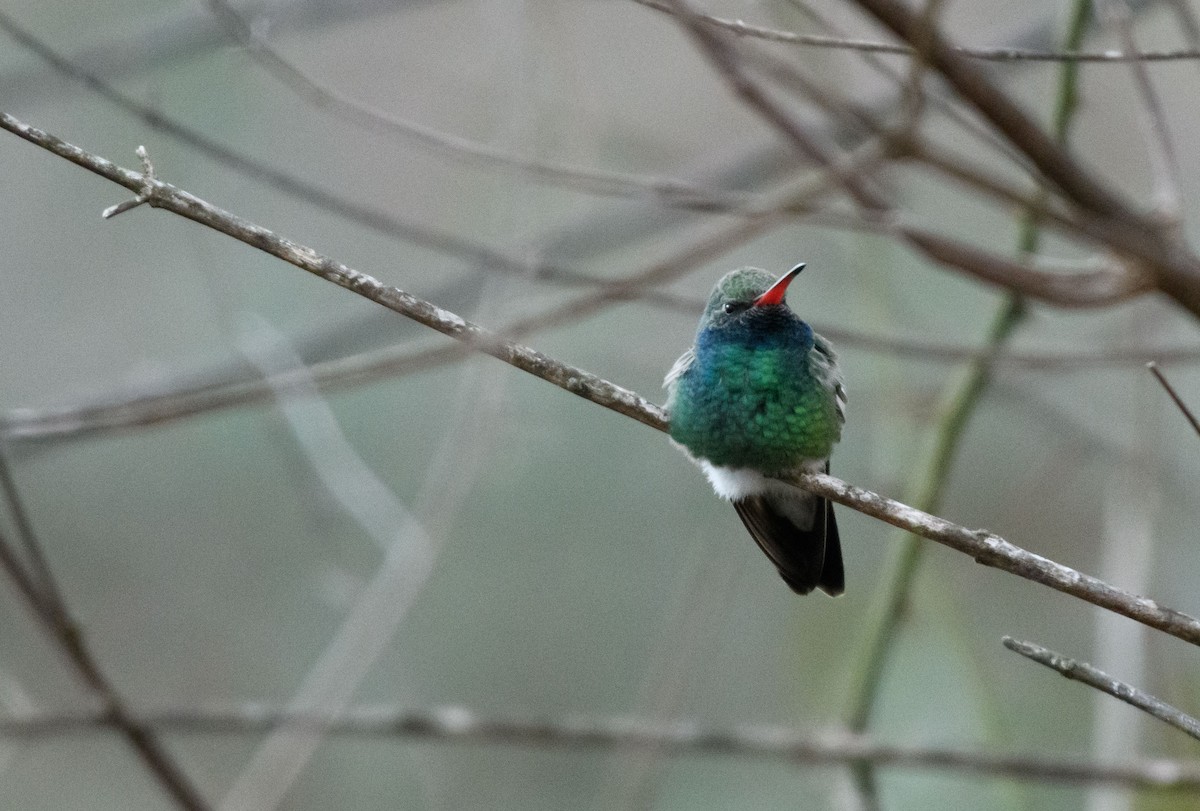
[664,264,846,596]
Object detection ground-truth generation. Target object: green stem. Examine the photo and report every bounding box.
[841,0,1093,798]
[846,294,1025,732]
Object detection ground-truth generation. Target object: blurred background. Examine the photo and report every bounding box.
[2,1,1200,809]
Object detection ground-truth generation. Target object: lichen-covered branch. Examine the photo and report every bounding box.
[3,109,1199,650]
[1004,637,1200,742]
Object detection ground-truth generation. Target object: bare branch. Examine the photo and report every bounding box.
[658,0,1151,306]
[632,0,1200,63]
[3,705,1200,791]
[1004,637,1200,742]
[5,324,1199,447]
[1104,0,1184,222]
[798,469,1200,646]
[200,0,745,207]
[849,0,1200,318]
[1147,362,1200,437]
[0,479,210,809]
[4,109,1200,649]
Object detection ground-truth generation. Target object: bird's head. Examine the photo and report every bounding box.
[698,264,806,333]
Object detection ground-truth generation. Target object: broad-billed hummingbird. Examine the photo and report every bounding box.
[664,264,846,596]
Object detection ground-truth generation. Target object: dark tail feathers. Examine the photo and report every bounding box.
[732,495,844,597]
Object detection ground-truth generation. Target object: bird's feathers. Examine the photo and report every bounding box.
[663,266,846,596]
[732,492,843,596]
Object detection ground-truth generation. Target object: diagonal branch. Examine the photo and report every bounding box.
[1147,362,1200,437]
[200,0,738,207]
[0,473,211,810]
[849,0,1200,318]
[632,0,1200,63]
[655,0,1151,307]
[1004,637,1200,742]
[1104,0,1184,222]
[3,110,1200,649]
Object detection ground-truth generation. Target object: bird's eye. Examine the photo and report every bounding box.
[723,302,746,315]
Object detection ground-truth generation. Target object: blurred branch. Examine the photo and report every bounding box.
[0,5,1164,310]
[846,0,1089,745]
[0,467,211,809]
[200,0,747,208]
[662,0,888,208]
[1104,0,1183,222]
[0,4,774,297]
[5,110,1200,648]
[3,705,1200,791]
[0,110,667,433]
[633,0,1200,62]
[0,10,615,270]
[1003,637,1200,742]
[848,5,1003,806]
[5,324,1199,446]
[0,452,64,607]
[220,319,447,809]
[849,0,1200,318]
[1147,362,1200,437]
[0,0,407,102]
[776,0,1033,171]
[658,0,1153,308]
[0,338,1185,445]
[0,7,863,223]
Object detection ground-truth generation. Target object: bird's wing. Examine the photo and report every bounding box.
[733,494,831,595]
[811,334,846,424]
[662,347,695,391]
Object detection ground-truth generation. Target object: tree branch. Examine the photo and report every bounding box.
[849,0,1200,318]
[4,109,1200,649]
[656,0,1152,308]
[1004,637,1200,742]
[2,705,1199,791]
[632,0,1200,63]
[0,470,210,810]
[1147,361,1200,437]
[199,0,747,208]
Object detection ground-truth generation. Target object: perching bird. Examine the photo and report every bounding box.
[664,264,846,595]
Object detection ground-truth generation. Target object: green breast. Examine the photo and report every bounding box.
[669,341,841,472]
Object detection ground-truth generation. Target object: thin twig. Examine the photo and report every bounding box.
[0,512,210,809]
[631,0,1200,62]
[657,1,1151,307]
[0,9,748,270]
[0,706,1198,790]
[4,111,1200,648]
[0,451,65,612]
[1147,362,1200,437]
[1104,0,1184,222]
[849,0,1200,318]
[846,0,1093,741]
[200,0,744,207]
[1003,637,1200,742]
[5,327,1199,447]
[220,320,449,809]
